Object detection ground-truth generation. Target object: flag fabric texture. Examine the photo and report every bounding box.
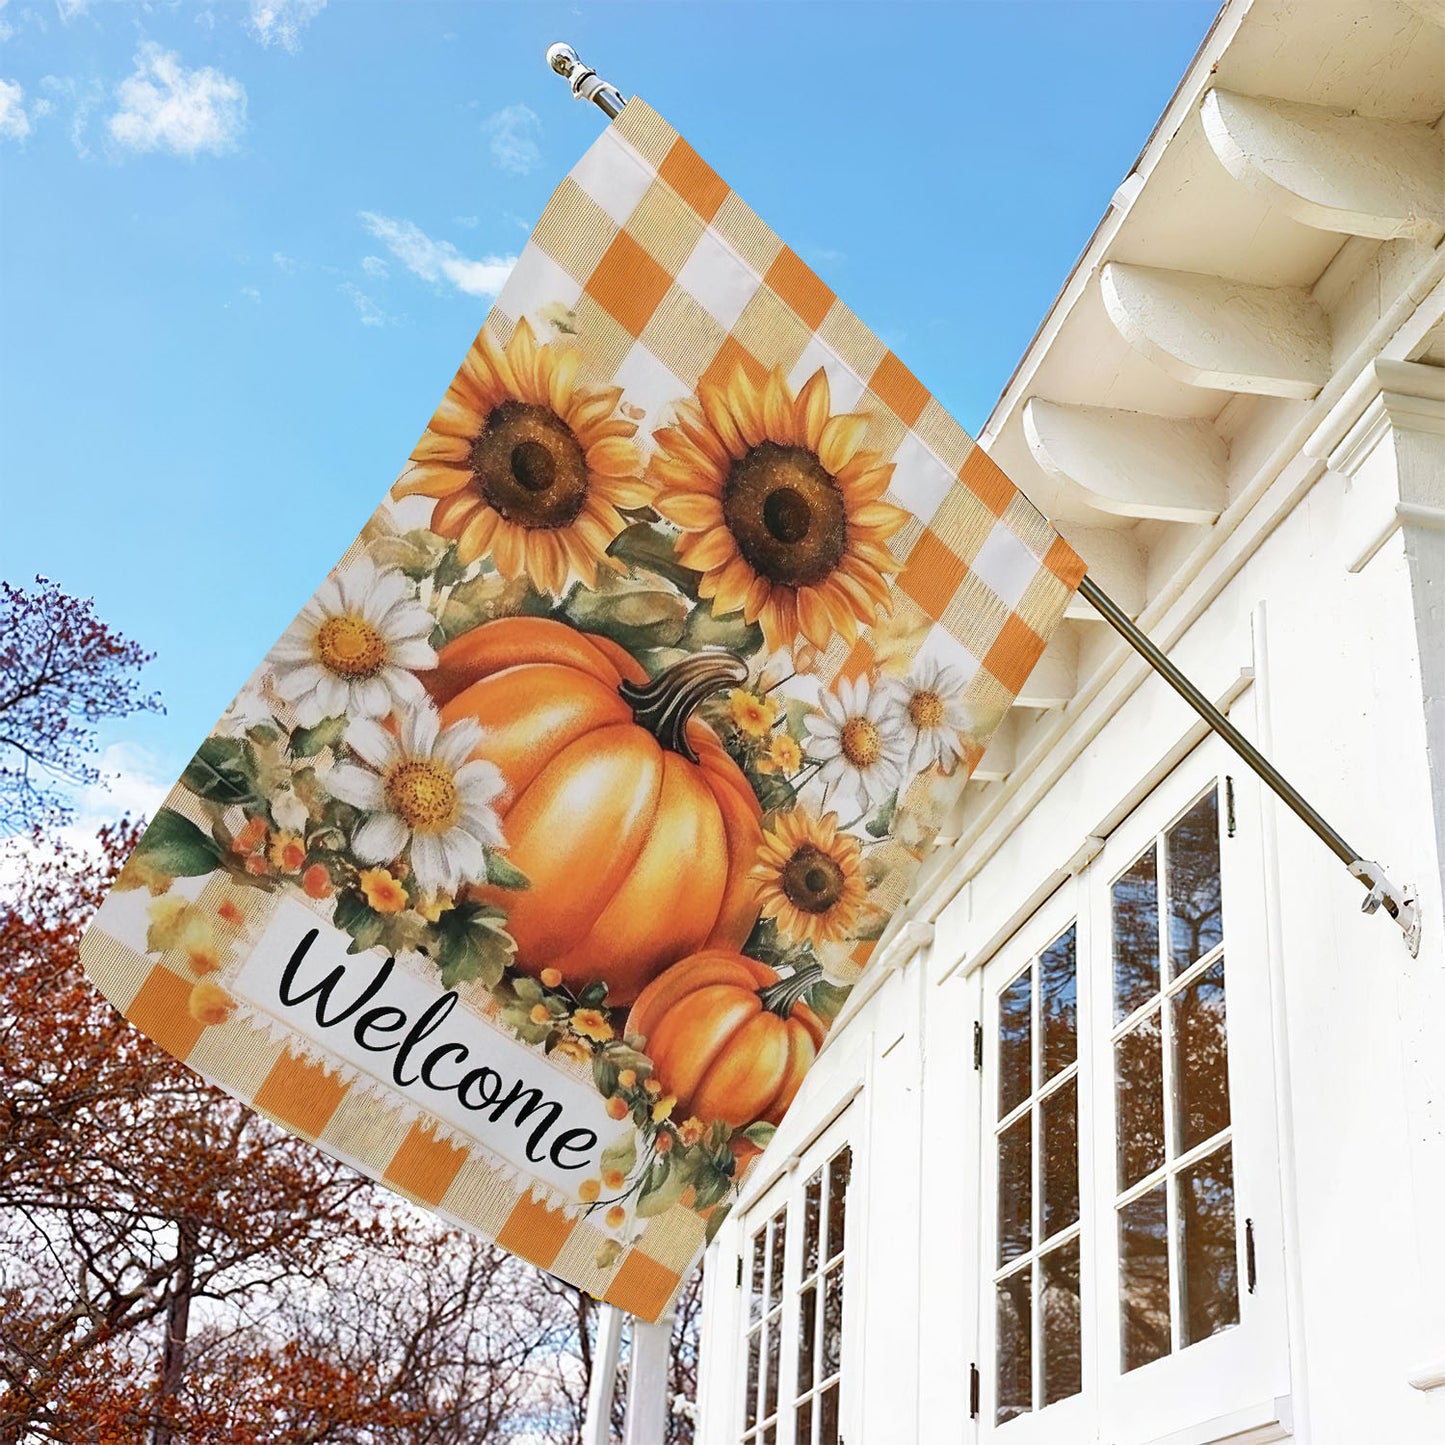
[80,99,1085,1321]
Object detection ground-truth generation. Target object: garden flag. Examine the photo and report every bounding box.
[81,100,1085,1321]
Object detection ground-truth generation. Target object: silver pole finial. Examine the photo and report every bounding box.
[545,42,625,120]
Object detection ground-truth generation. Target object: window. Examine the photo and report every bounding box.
[737,1113,855,1445]
[994,924,1083,1423]
[980,749,1288,1439]
[1111,788,1238,1374]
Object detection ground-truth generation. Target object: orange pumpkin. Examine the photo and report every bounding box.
[625,951,827,1129]
[427,617,763,1004]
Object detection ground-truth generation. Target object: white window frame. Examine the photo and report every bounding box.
[724,1099,863,1445]
[977,740,1290,1442]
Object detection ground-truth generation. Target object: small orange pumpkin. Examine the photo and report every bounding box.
[625,951,828,1129]
[427,617,762,1004]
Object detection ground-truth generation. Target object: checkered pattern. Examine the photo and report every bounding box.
[79,101,1084,1326]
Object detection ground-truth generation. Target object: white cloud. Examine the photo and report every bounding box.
[360,254,387,279]
[339,282,388,327]
[484,102,541,175]
[0,0,13,44]
[108,43,246,158]
[359,212,516,300]
[272,249,300,272]
[0,78,28,140]
[54,0,86,23]
[249,0,325,51]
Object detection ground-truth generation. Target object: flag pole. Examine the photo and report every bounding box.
[542,43,1421,957]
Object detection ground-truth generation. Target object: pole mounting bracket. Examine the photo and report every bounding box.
[1349,859,1421,957]
[546,43,625,120]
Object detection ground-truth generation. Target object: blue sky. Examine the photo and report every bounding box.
[0,0,1217,820]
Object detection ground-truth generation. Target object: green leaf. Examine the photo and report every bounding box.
[607,522,701,596]
[366,527,451,579]
[333,890,386,954]
[290,716,348,759]
[181,737,260,808]
[511,976,545,1003]
[130,809,223,881]
[750,770,798,815]
[485,852,530,890]
[866,789,900,839]
[601,1132,638,1180]
[577,980,609,1010]
[704,1198,736,1244]
[434,903,516,990]
[564,583,687,652]
[740,1121,777,1150]
[593,1056,620,1099]
[692,1163,734,1212]
[681,602,764,655]
[636,1153,689,1218]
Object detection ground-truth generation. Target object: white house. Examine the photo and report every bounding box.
[687,2,1445,1442]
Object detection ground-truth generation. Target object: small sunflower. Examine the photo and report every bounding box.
[650,365,909,653]
[751,808,867,947]
[392,319,647,594]
[729,688,777,739]
[758,732,803,776]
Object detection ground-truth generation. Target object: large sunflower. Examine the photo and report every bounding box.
[751,807,867,947]
[650,366,908,653]
[392,320,648,595]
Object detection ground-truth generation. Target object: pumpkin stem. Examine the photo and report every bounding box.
[619,651,749,763]
[757,963,824,1020]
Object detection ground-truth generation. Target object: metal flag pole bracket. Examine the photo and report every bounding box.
[541,45,1423,960]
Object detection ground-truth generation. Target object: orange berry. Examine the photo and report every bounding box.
[618,1068,637,1089]
[655,1131,673,1154]
[605,1205,626,1229]
[529,1003,551,1025]
[540,967,563,989]
[605,1095,629,1121]
[217,900,244,926]
[302,864,333,900]
[601,1167,626,1191]
[578,1179,601,1204]
[643,1077,663,1096]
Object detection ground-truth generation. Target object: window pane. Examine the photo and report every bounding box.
[795,1398,813,1445]
[995,1266,1032,1424]
[826,1147,851,1262]
[768,1210,786,1310]
[803,1169,822,1279]
[1167,790,1222,974]
[998,1113,1032,1265]
[1179,1145,1240,1347]
[1173,957,1230,1153]
[764,1319,780,1420]
[999,970,1032,1117]
[745,1329,760,1428]
[1115,1010,1165,1190]
[1040,925,1077,1080]
[1041,1238,1082,1407]
[749,1229,766,1324]
[1119,1185,1171,1373]
[797,1283,816,1393]
[819,1384,839,1445]
[1042,1079,1079,1238]
[762,1426,775,1445]
[822,1263,844,1378]
[1113,844,1160,1022]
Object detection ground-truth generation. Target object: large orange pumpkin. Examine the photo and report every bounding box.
[426,617,763,1004]
[625,951,828,1129]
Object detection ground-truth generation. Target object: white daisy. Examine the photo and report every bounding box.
[805,675,910,811]
[268,557,436,728]
[325,704,506,896]
[885,658,972,774]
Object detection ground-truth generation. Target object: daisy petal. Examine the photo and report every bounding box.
[354,813,410,866]
[326,763,386,810]
[408,832,448,894]
[346,717,397,769]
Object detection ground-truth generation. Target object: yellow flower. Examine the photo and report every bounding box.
[392,319,648,595]
[552,1038,590,1064]
[268,831,306,874]
[751,808,867,947]
[729,688,777,739]
[757,732,803,776]
[649,364,908,653]
[358,867,407,915]
[677,1116,705,1147]
[651,1093,677,1123]
[187,980,235,1027]
[572,1008,614,1043]
[416,892,454,923]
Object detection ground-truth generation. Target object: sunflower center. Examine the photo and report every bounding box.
[384,760,460,834]
[781,845,846,915]
[909,690,945,730]
[472,400,588,530]
[723,442,848,587]
[314,615,386,679]
[840,716,883,769]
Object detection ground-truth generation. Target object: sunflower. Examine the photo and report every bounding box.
[392,319,647,595]
[650,365,908,653]
[751,808,867,947]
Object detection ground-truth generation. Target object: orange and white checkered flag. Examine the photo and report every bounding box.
[82,102,1084,1321]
